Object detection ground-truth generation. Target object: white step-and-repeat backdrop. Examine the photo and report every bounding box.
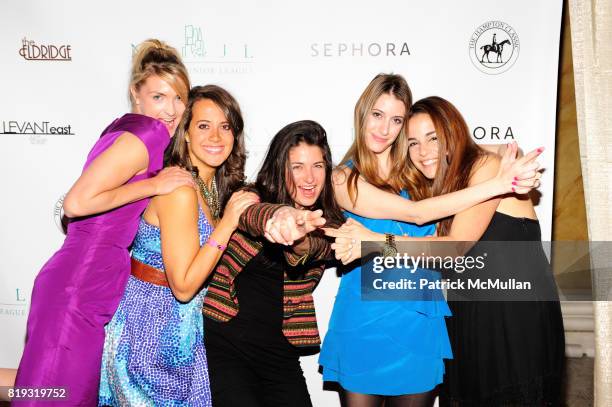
[1,0,562,405]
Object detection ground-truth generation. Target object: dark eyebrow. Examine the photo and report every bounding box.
[372,108,404,119]
[407,130,436,141]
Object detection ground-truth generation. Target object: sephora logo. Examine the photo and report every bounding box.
[311,42,411,57]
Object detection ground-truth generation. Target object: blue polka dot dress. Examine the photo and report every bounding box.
[99,207,213,406]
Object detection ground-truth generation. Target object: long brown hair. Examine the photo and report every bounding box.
[341,73,413,206]
[164,85,246,215]
[408,96,488,236]
[253,120,345,228]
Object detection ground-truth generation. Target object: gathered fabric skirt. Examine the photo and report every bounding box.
[319,277,452,396]
[441,300,565,406]
[99,276,211,406]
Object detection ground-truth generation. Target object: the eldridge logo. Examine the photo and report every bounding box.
[469,21,519,75]
[1,120,74,144]
[19,38,72,61]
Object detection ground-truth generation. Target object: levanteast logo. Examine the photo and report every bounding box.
[19,37,72,61]
[311,41,411,57]
[1,120,74,145]
[469,21,519,74]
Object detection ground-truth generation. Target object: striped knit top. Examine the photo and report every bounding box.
[203,203,332,347]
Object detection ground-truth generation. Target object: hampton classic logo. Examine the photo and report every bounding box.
[19,38,72,61]
[469,21,519,75]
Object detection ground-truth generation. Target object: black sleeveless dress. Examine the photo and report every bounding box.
[440,212,565,406]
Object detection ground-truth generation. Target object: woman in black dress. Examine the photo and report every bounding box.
[326,96,564,406]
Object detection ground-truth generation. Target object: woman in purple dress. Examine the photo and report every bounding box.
[13,39,193,406]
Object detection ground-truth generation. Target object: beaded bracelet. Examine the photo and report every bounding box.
[207,238,227,251]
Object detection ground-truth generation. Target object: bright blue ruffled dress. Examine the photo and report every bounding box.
[99,207,213,406]
[319,190,453,395]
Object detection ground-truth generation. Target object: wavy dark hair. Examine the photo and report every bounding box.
[408,96,488,236]
[253,120,345,228]
[164,85,246,216]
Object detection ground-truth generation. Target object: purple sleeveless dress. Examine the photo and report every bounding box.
[14,114,170,406]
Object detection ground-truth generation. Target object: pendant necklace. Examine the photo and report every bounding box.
[192,171,220,221]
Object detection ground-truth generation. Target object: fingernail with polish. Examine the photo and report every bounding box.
[512,181,517,186]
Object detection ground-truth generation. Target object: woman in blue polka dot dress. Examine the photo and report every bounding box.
[98,85,258,406]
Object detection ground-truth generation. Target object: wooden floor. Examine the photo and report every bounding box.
[562,356,594,406]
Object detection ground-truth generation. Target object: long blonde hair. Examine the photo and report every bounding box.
[341,73,413,206]
[129,39,190,108]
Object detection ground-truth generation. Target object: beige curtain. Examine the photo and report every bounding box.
[568,0,612,405]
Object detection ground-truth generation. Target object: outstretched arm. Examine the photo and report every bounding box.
[158,187,258,302]
[238,204,329,265]
[327,155,511,263]
[63,132,193,217]
[333,142,541,225]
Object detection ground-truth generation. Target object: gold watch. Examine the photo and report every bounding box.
[382,233,398,258]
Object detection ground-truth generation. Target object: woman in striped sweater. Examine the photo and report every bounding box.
[203,120,345,407]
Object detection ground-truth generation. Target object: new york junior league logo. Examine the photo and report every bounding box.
[469,21,519,75]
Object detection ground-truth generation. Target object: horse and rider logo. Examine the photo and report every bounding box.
[469,21,520,75]
[480,34,512,63]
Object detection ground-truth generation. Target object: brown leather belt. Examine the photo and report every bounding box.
[131,257,169,288]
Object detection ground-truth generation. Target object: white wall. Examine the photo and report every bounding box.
[0,1,562,405]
